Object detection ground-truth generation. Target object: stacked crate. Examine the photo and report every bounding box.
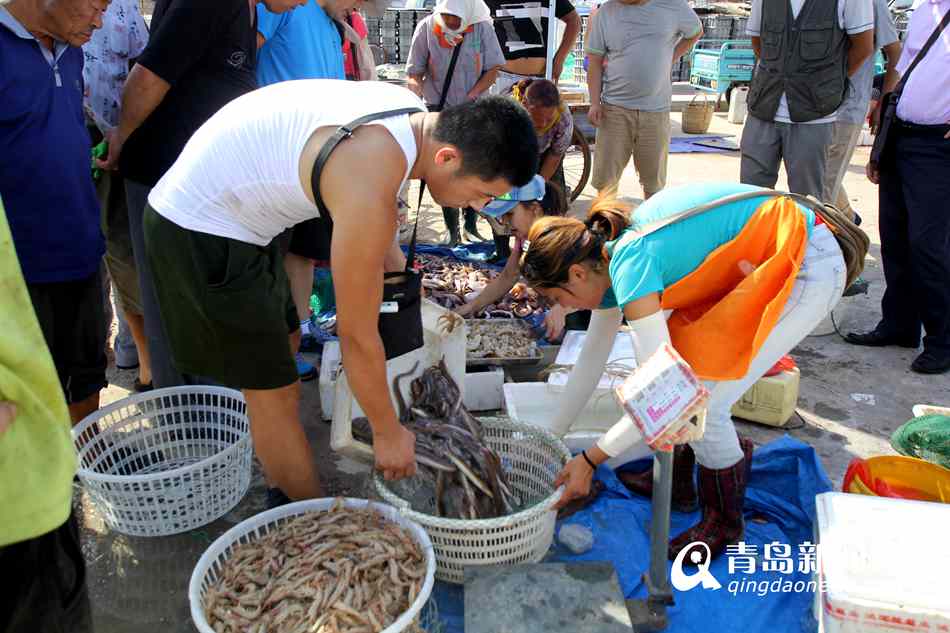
[365,9,431,65]
[572,14,590,84]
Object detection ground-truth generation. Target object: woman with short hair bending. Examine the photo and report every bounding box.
[521,182,847,562]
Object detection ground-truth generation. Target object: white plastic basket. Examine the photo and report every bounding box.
[375,417,571,584]
[189,498,436,633]
[72,386,252,537]
[912,404,950,418]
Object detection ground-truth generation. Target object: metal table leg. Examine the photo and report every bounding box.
[626,449,674,632]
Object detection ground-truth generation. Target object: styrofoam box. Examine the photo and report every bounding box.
[504,382,651,468]
[815,492,950,633]
[322,345,504,418]
[547,330,638,393]
[318,341,342,421]
[463,367,505,412]
[330,300,466,463]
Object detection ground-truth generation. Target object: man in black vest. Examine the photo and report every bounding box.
[739,0,874,197]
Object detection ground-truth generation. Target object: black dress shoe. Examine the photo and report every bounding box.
[845,328,919,348]
[911,350,950,374]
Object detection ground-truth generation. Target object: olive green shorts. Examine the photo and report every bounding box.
[143,204,298,390]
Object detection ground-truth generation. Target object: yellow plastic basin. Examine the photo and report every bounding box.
[843,455,950,504]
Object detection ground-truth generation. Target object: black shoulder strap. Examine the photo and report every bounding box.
[896,8,950,93]
[311,106,425,220]
[310,106,428,272]
[436,36,465,112]
[405,181,427,271]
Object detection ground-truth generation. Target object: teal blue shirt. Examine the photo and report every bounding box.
[600,183,816,309]
[256,0,344,86]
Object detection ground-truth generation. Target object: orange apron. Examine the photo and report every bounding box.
[660,196,809,381]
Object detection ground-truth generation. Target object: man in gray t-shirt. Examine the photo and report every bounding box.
[586,0,702,198]
[823,0,901,219]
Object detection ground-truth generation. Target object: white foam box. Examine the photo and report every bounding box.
[546,330,638,393]
[330,300,466,463]
[504,382,651,468]
[319,341,342,421]
[463,367,505,412]
[815,492,950,633]
[730,367,800,428]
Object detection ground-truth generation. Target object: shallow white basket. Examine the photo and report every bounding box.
[912,403,950,418]
[188,498,436,633]
[375,417,571,584]
[72,386,252,537]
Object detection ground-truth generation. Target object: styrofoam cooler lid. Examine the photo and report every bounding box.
[548,330,638,391]
[816,492,950,616]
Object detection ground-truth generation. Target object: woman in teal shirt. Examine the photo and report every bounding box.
[521,183,846,562]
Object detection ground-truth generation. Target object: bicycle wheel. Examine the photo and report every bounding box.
[561,127,592,202]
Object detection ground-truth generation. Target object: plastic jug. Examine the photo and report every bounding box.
[728,86,749,124]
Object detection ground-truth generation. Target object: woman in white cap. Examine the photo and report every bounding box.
[406,0,506,246]
[454,176,571,340]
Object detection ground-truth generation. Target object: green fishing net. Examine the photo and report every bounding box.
[891,414,950,469]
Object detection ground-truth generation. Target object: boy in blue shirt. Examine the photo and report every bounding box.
[256,0,365,382]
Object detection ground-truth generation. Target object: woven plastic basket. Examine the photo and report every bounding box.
[189,498,436,633]
[375,417,571,584]
[73,386,252,537]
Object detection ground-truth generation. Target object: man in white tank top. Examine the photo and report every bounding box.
[142,79,539,504]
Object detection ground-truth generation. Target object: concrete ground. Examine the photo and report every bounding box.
[83,105,949,633]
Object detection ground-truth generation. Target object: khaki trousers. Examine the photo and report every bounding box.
[823,121,863,215]
[591,104,671,197]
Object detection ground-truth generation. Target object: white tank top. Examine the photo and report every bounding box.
[148,79,425,245]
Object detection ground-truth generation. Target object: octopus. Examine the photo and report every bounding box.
[352,360,520,520]
[418,255,548,319]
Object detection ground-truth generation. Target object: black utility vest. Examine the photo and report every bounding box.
[747,0,851,123]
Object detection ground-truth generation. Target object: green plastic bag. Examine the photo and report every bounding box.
[91,140,108,181]
[310,268,335,314]
[891,414,950,469]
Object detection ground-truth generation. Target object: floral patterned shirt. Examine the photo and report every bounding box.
[82,0,148,133]
[536,104,574,156]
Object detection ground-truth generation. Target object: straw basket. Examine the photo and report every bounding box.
[682,92,715,134]
[376,417,571,584]
[73,386,252,537]
[189,499,436,633]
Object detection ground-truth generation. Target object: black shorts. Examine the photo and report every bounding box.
[144,204,299,390]
[279,216,332,263]
[0,511,93,633]
[27,270,108,404]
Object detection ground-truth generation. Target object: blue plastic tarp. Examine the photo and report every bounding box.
[669,135,739,154]
[427,435,832,633]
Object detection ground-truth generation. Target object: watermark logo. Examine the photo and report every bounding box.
[671,541,827,596]
[671,542,721,591]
